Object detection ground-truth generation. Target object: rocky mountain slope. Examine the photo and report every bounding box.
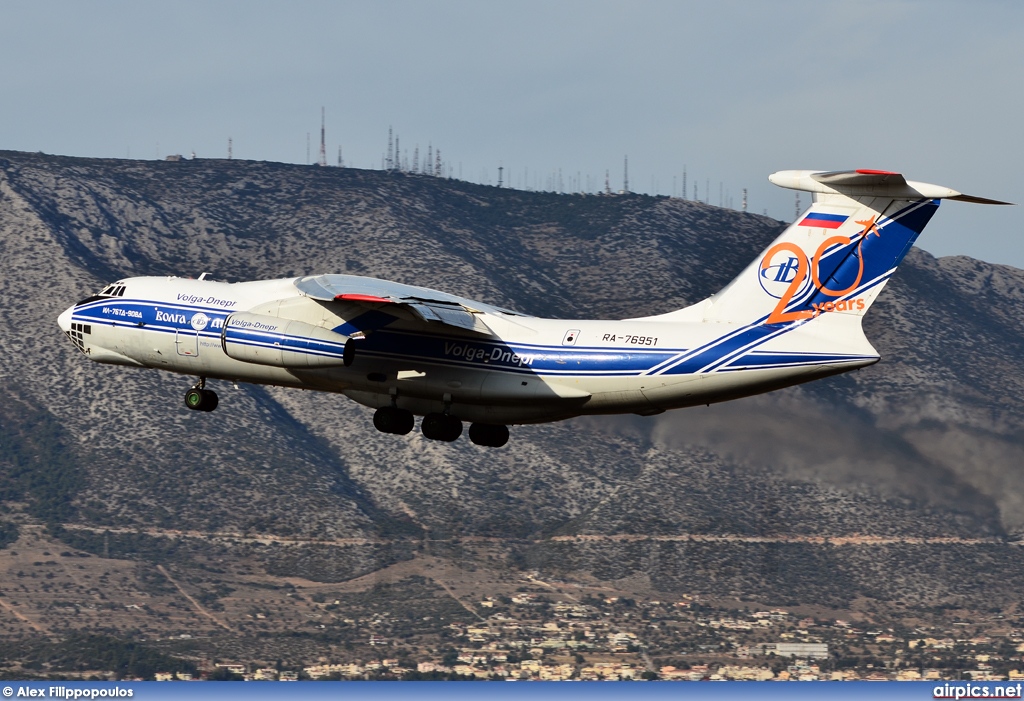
[1,150,1023,610]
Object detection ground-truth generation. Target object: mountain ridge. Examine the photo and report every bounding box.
[1,150,1022,612]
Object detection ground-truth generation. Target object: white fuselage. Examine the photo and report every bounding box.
[58,168,999,438]
[58,275,877,425]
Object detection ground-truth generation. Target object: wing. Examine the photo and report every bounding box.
[294,274,516,336]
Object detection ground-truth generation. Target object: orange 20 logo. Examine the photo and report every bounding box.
[759,217,878,325]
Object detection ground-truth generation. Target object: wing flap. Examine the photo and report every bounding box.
[407,302,441,322]
[420,304,481,331]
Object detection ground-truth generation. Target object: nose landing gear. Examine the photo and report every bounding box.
[184,378,218,412]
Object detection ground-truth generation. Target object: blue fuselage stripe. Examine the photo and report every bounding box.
[71,299,873,378]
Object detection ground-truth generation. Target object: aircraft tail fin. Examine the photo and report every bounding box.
[698,169,1009,327]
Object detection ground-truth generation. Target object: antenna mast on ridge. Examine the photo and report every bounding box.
[318,107,327,167]
[387,127,394,171]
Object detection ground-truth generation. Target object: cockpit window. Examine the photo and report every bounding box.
[76,282,126,307]
[98,284,126,297]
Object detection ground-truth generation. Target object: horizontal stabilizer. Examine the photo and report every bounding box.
[948,193,1014,206]
[769,169,1012,205]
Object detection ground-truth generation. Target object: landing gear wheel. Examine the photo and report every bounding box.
[184,387,204,410]
[184,387,218,412]
[421,413,463,442]
[469,423,509,447]
[200,389,218,412]
[373,406,414,435]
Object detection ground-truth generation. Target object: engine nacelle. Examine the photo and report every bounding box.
[221,312,353,368]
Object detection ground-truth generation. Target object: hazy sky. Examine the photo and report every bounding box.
[2,1,1022,267]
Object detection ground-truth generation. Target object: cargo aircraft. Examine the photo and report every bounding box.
[59,170,1008,447]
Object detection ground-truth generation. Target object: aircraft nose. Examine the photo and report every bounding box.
[57,306,74,334]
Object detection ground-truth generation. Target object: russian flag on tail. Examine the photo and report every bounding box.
[798,212,849,229]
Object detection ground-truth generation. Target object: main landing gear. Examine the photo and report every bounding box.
[421,418,508,447]
[373,406,415,435]
[184,378,218,412]
[372,408,509,447]
[468,422,509,448]
[421,413,463,442]
[371,392,509,446]
[375,412,508,447]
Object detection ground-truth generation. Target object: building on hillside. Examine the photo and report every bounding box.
[762,642,829,658]
[216,664,246,675]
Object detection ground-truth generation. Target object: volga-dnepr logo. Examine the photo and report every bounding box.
[758,253,810,300]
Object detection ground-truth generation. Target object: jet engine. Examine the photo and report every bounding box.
[221,312,353,368]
